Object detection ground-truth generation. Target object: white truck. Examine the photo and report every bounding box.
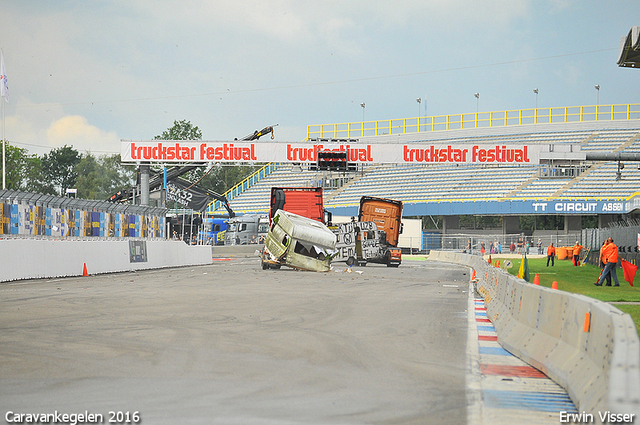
[224,214,269,245]
[260,210,337,272]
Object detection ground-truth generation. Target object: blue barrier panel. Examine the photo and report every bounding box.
[134,215,140,238]
[128,215,135,237]
[74,210,81,236]
[91,212,100,237]
[10,204,18,235]
[99,212,105,237]
[45,208,52,236]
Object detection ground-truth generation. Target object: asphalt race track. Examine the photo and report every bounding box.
[0,258,471,425]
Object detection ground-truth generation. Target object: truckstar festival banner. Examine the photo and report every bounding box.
[121,140,548,165]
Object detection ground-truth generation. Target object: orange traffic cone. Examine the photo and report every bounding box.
[82,263,89,277]
[533,273,540,285]
[552,281,558,290]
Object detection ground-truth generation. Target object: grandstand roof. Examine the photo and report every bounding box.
[618,26,640,68]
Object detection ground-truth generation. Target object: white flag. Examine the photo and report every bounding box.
[1,51,8,103]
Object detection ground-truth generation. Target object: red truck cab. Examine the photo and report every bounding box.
[270,187,326,223]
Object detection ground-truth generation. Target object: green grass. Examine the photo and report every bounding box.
[497,257,640,336]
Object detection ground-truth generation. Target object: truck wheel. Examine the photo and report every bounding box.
[261,260,269,270]
[346,257,356,267]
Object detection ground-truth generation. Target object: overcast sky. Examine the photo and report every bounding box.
[0,0,638,156]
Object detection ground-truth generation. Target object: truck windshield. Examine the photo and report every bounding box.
[228,223,238,232]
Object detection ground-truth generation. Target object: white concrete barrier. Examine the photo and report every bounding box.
[428,251,640,422]
[0,239,212,282]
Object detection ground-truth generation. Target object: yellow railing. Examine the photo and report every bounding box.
[307,103,640,139]
[206,163,276,214]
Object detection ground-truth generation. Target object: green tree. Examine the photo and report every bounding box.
[0,142,31,190]
[23,154,55,194]
[75,154,100,199]
[41,145,81,196]
[154,119,202,141]
[76,153,136,200]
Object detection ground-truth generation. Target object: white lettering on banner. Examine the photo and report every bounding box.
[601,202,624,212]
[286,144,373,162]
[554,202,598,212]
[532,202,548,212]
[120,141,543,164]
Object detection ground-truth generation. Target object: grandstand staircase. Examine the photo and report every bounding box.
[549,131,640,197]
[549,163,600,197]
[504,175,539,199]
[612,131,640,152]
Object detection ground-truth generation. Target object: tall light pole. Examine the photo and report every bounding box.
[533,88,539,109]
[594,85,600,105]
[360,102,366,136]
[416,98,421,131]
[474,93,479,113]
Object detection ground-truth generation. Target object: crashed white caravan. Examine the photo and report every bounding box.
[261,210,337,272]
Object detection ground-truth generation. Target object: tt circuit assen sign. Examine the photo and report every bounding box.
[120,140,545,165]
[343,199,630,218]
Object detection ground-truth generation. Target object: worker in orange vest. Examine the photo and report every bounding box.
[573,241,583,266]
[546,243,556,267]
[595,237,620,287]
[597,240,612,286]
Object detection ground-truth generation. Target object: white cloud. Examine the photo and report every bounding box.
[5,98,119,156]
[46,116,120,155]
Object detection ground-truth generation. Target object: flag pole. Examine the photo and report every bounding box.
[2,96,5,190]
[1,48,5,190]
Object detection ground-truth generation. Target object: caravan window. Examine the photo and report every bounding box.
[293,240,328,260]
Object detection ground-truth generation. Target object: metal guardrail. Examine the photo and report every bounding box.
[0,189,165,216]
[308,103,640,139]
[0,189,166,239]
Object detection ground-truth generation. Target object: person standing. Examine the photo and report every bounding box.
[595,237,620,287]
[572,241,583,266]
[597,240,612,286]
[547,243,556,267]
[537,238,543,255]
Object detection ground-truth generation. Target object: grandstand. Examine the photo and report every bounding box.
[208,104,640,236]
